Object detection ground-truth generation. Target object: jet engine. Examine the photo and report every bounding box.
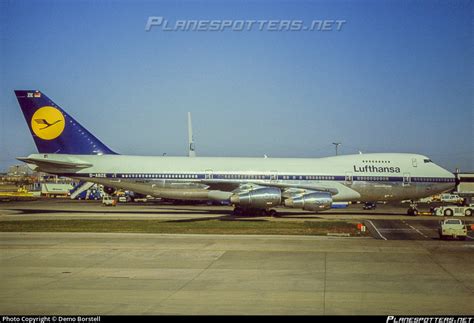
[284,192,332,211]
[230,187,281,209]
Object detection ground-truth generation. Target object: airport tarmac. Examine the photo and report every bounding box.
[0,198,466,218]
[367,219,473,241]
[1,199,473,241]
[1,232,474,315]
[1,200,473,315]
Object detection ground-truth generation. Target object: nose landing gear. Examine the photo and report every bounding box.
[407,202,419,216]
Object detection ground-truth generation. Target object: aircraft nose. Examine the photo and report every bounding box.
[435,163,455,178]
[442,168,456,190]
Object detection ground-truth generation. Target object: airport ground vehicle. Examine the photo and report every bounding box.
[102,195,117,206]
[438,219,468,240]
[432,204,473,217]
[41,183,73,198]
[76,188,102,200]
[363,202,376,210]
[118,196,132,203]
[70,182,103,200]
[331,202,349,209]
[439,193,464,204]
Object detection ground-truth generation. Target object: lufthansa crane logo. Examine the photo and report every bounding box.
[31,106,65,140]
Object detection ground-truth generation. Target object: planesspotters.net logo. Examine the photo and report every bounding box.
[145,16,347,32]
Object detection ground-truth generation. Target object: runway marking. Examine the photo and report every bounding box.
[366,220,387,240]
[402,220,429,239]
[378,228,416,232]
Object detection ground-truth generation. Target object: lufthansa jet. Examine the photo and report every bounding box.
[14,90,455,216]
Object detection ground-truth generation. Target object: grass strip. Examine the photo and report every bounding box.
[0,219,368,236]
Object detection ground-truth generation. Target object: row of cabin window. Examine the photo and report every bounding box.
[119,174,452,182]
[122,174,199,179]
[362,160,391,164]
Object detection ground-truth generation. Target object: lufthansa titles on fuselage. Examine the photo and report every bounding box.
[353,165,401,173]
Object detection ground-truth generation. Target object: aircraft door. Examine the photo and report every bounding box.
[205,169,213,180]
[345,172,353,185]
[403,173,411,187]
[270,171,278,182]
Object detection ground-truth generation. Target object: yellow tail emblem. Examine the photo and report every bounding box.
[31,106,65,140]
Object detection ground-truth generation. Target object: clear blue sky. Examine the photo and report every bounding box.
[0,0,472,172]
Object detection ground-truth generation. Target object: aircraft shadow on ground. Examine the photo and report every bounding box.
[8,206,410,222]
[10,208,227,216]
[9,206,321,222]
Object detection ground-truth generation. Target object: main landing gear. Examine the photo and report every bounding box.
[232,206,278,217]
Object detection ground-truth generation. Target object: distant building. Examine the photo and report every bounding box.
[7,164,32,176]
[455,172,474,204]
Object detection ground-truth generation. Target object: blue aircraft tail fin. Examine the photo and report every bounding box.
[15,90,116,155]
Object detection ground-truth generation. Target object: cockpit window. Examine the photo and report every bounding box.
[424,159,432,163]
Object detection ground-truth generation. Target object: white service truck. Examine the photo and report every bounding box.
[41,183,74,198]
[432,204,473,217]
[438,219,468,240]
[102,195,117,206]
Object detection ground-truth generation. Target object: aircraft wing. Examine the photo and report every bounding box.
[200,179,339,195]
[199,178,361,201]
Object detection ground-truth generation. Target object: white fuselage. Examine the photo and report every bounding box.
[28,152,455,203]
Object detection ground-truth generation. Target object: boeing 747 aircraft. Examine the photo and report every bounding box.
[15,90,455,215]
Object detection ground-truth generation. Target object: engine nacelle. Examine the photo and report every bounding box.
[230,187,281,209]
[284,192,332,211]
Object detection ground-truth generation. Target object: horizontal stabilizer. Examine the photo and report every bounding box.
[17,157,92,169]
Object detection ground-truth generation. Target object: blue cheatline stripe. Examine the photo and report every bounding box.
[53,172,455,184]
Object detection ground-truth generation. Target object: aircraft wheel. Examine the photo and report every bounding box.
[268,209,277,217]
[233,207,243,216]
